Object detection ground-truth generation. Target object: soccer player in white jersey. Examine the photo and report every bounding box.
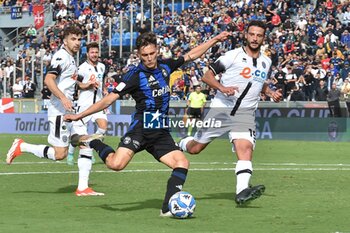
[6,25,104,196]
[179,20,283,205]
[66,42,108,174]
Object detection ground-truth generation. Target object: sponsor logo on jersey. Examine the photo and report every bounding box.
[161,68,168,77]
[152,85,170,97]
[149,75,155,82]
[239,67,267,82]
[147,75,159,86]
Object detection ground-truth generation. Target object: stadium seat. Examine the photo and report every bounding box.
[112,37,120,46]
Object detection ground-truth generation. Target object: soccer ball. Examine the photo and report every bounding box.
[168,191,196,218]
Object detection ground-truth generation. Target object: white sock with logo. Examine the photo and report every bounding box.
[77,148,93,191]
[235,160,253,194]
[95,127,106,135]
[20,143,56,160]
[178,136,194,152]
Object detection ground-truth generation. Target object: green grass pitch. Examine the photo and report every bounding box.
[0,134,349,233]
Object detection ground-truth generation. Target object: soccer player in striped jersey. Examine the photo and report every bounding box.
[179,20,283,206]
[66,42,108,195]
[6,25,103,196]
[64,31,231,216]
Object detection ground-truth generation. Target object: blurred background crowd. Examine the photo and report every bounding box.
[1,0,350,105]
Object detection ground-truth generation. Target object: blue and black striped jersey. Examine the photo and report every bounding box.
[113,56,185,121]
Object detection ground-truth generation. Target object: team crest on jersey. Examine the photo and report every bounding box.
[262,61,266,68]
[62,135,68,143]
[161,68,168,77]
[123,136,131,144]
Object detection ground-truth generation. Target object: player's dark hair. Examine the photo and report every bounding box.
[247,20,266,33]
[136,32,157,50]
[63,25,83,39]
[86,42,99,52]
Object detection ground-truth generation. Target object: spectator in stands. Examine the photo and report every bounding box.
[105,77,118,94]
[22,76,36,98]
[56,4,68,19]
[333,73,343,90]
[170,91,181,101]
[288,85,306,101]
[12,78,23,98]
[341,77,350,116]
[26,25,37,41]
[341,29,350,50]
[340,61,350,81]
[315,80,328,101]
[4,61,14,80]
[327,82,341,117]
[41,84,51,110]
[304,64,316,101]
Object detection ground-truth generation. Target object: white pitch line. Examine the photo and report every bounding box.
[2,167,350,176]
[3,161,350,166]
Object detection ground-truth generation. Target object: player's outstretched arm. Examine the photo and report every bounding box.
[184,31,231,62]
[202,69,238,96]
[64,92,120,122]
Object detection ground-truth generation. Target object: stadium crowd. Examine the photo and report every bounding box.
[1,0,350,103]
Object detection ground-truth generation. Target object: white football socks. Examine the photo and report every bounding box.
[20,142,56,160]
[95,127,106,135]
[77,148,93,191]
[235,160,253,194]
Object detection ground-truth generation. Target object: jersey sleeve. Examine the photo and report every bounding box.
[209,50,236,75]
[112,72,138,97]
[47,52,65,76]
[162,56,185,73]
[77,64,85,82]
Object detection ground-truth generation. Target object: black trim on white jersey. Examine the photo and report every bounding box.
[47,64,62,76]
[253,58,257,67]
[209,60,226,75]
[93,65,98,103]
[230,82,252,116]
[55,115,61,138]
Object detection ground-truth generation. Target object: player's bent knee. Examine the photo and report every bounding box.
[54,152,67,160]
[177,158,190,169]
[106,160,126,171]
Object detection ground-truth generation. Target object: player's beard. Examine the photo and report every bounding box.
[247,41,261,52]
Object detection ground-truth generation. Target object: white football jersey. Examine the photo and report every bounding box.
[209,47,271,110]
[48,47,78,116]
[77,61,106,107]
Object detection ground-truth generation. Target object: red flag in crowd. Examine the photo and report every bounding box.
[0,98,14,113]
[33,5,44,29]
